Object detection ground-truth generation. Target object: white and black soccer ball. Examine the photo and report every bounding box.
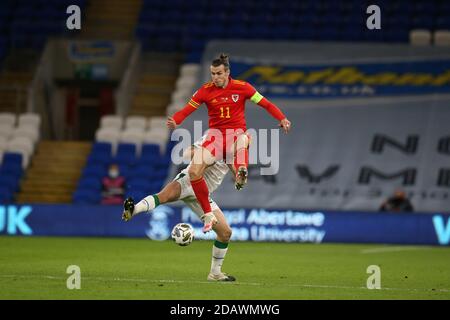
[171,223,194,246]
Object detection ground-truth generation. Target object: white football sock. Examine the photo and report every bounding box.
[210,240,229,275]
[134,195,159,215]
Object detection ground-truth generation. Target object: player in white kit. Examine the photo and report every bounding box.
[122,138,236,282]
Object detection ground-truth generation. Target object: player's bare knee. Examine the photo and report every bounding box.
[188,166,203,181]
[222,227,232,242]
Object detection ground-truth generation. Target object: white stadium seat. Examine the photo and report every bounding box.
[0,136,7,149]
[0,137,7,163]
[0,112,16,126]
[6,142,30,168]
[95,127,121,154]
[120,129,145,155]
[176,75,197,91]
[166,103,182,116]
[18,113,41,129]
[409,29,432,46]
[125,115,147,130]
[12,125,39,144]
[170,88,192,104]
[100,115,123,130]
[148,116,168,131]
[0,124,13,139]
[180,63,200,78]
[8,137,34,156]
[143,129,169,153]
[434,30,450,46]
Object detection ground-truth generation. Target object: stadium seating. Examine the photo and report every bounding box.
[73,116,174,204]
[125,115,147,130]
[410,29,432,46]
[0,0,86,63]
[100,115,123,130]
[434,30,450,46]
[133,0,450,62]
[0,112,42,202]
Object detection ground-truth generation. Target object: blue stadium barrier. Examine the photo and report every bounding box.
[0,204,449,247]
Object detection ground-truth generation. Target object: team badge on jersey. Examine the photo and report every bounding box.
[232,94,239,102]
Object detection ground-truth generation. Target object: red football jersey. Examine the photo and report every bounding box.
[188,77,257,131]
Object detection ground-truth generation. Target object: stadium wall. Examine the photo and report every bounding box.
[174,41,450,212]
[0,204,449,246]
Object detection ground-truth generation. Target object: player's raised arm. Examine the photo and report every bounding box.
[167,97,201,129]
[247,85,291,133]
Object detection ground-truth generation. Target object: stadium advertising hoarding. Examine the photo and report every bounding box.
[0,205,449,246]
[233,60,450,98]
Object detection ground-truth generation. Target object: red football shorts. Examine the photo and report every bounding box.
[201,128,251,162]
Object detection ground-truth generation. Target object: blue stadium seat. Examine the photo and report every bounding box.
[77,177,102,191]
[127,178,153,194]
[114,143,137,166]
[247,25,271,39]
[0,186,13,203]
[91,142,112,157]
[141,143,160,160]
[73,189,101,204]
[0,162,23,179]
[82,164,108,179]
[411,16,434,29]
[118,164,131,178]
[87,152,113,166]
[2,152,22,164]
[125,190,148,202]
[186,50,203,63]
[129,164,156,180]
[153,168,169,181]
[0,174,20,193]
[435,17,450,29]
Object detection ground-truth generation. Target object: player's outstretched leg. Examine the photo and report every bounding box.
[122,197,135,221]
[189,147,217,233]
[122,181,181,221]
[207,209,235,282]
[123,195,160,221]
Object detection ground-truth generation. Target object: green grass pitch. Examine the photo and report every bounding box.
[0,236,449,299]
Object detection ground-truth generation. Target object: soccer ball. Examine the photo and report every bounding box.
[171,223,194,246]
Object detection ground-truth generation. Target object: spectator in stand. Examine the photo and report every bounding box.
[379,189,414,212]
[101,164,126,205]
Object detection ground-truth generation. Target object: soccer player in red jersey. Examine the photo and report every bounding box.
[167,54,291,233]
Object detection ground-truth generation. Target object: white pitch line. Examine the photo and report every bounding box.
[0,274,448,293]
[360,246,428,254]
